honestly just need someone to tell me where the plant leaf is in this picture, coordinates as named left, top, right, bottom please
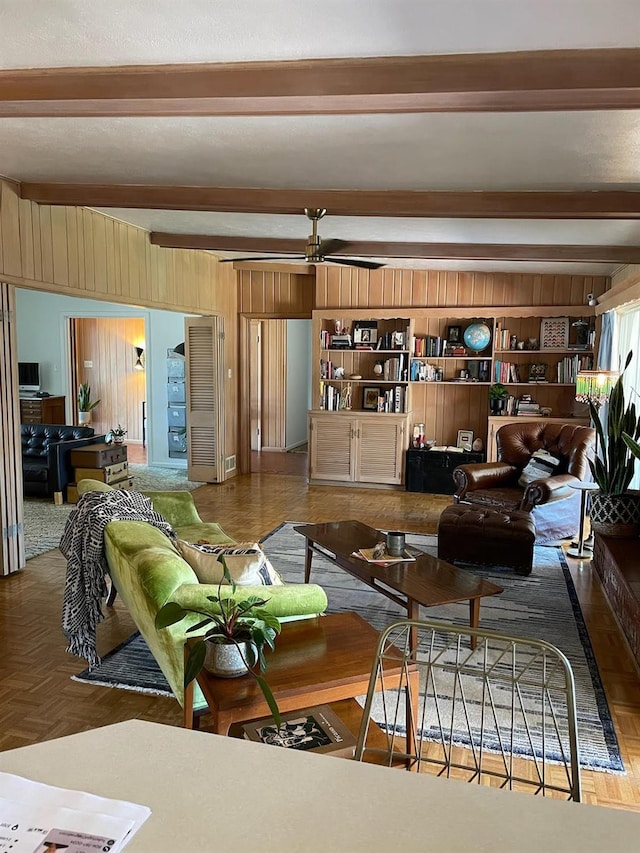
left=254, top=674, right=281, bottom=726
left=155, top=602, right=188, bottom=629
left=184, top=640, right=206, bottom=687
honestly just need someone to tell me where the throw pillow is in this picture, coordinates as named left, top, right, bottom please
left=176, top=540, right=284, bottom=586
left=517, top=450, right=561, bottom=488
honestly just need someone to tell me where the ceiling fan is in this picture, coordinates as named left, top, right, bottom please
left=219, top=208, right=384, bottom=270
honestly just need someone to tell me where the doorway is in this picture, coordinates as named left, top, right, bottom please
left=242, top=318, right=311, bottom=475
left=69, top=316, right=147, bottom=455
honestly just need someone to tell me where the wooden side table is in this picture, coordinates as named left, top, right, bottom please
left=183, top=612, right=416, bottom=737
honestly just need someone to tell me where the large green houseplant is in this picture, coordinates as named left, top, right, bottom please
left=589, top=351, right=640, bottom=537
left=155, top=558, right=282, bottom=722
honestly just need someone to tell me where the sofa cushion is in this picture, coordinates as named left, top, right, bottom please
left=176, top=540, right=284, bottom=586
left=517, top=450, right=561, bottom=488
left=22, top=460, right=49, bottom=482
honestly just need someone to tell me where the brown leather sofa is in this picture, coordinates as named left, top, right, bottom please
left=453, top=421, right=595, bottom=543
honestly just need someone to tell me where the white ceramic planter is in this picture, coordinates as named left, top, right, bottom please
left=204, top=640, right=253, bottom=678
left=77, top=411, right=92, bottom=425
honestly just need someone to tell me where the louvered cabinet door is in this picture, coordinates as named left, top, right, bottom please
left=185, top=316, right=226, bottom=483
left=308, top=413, right=356, bottom=482
left=355, top=415, right=407, bottom=485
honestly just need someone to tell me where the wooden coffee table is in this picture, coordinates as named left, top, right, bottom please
left=183, top=612, right=416, bottom=735
left=294, top=520, right=503, bottom=649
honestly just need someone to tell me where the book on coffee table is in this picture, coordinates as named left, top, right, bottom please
left=353, top=547, right=416, bottom=565
left=242, top=704, right=356, bottom=758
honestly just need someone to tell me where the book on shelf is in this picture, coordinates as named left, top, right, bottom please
left=353, top=546, right=416, bottom=565
left=242, top=704, right=357, bottom=758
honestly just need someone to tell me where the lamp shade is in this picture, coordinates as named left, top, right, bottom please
left=575, top=370, right=618, bottom=408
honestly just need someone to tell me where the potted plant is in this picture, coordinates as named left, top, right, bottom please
left=155, top=558, right=282, bottom=722
left=77, top=382, right=100, bottom=425
left=106, top=424, right=127, bottom=445
left=589, top=351, right=640, bottom=538
left=489, top=382, right=508, bottom=415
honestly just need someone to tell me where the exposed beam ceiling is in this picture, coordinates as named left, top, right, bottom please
left=20, top=185, right=640, bottom=219
left=2, top=49, right=640, bottom=117
left=149, top=232, right=640, bottom=263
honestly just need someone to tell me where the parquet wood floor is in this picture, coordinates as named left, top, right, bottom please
left=2, top=471, right=639, bottom=813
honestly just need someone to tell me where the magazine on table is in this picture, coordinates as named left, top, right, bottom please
left=352, top=546, right=416, bottom=565
left=242, top=704, right=356, bottom=758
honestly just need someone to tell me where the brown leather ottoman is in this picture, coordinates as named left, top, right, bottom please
left=437, top=504, right=536, bottom=576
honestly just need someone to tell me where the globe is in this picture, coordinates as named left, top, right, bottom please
left=463, top=322, right=491, bottom=352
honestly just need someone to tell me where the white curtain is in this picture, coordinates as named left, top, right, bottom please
left=616, top=305, right=640, bottom=489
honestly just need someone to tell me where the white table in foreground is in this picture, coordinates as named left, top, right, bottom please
left=1, top=720, right=639, bottom=852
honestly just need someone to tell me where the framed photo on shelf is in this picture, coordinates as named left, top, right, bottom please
left=353, top=321, right=378, bottom=346
left=456, top=429, right=474, bottom=450
left=363, top=386, right=381, bottom=410
left=540, top=316, right=569, bottom=350
left=447, top=325, right=462, bottom=344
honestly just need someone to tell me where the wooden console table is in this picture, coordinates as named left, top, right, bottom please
left=19, top=394, right=65, bottom=424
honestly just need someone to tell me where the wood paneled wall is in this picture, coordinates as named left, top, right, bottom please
left=315, top=266, right=609, bottom=310
left=72, top=317, right=146, bottom=441
left=0, top=180, right=233, bottom=317
left=260, top=320, right=287, bottom=451
left=238, top=268, right=314, bottom=316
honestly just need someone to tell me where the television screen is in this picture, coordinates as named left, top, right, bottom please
left=18, top=362, right=40, bottom=391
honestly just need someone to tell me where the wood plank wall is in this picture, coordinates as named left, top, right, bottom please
left=260, top=320, right=287, bottom=451
left=72, top=317, right=146, bottom=440
left=315, top=266, right=609, bottom=310
left=238, top=268, right=314, bottom=316
left=314, top=266, right=610, bottom=449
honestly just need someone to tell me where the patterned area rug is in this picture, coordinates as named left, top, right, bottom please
left=73, top=523, right=623, bottom=773
left=23, top=463, right=202, bottom=560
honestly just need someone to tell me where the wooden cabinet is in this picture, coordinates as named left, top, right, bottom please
left=308, top=411, right=406, bottom=486
left=19, top=395, right=65, bottom=425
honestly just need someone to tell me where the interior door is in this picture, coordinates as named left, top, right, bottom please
left=185, top=315, right=226, bottom=483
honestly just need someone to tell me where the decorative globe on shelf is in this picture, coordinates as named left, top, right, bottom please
left=463, top=322, right=491, bottom=352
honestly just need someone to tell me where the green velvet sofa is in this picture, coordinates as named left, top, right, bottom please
left=77, top=479, right=328, bottom=711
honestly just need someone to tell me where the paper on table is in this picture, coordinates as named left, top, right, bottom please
left=0, top=771, right=151, bottom=852
left=353, top=548, right=416, bottom=565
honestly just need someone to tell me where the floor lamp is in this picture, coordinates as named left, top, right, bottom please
left=573, top=369, right=619, bottom=551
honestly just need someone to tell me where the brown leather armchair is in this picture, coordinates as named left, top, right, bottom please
left=453, top=421, right=595, bottom=543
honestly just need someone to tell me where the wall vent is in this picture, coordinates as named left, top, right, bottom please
left=225, top=455, right=237, bottom=472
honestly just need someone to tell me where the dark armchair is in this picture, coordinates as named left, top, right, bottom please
left=453, top=421, right=595, bottom=543
left=21, top=424, right=105, bottom=504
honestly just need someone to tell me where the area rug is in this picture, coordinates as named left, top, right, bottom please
left=24, top=463, right=203, bottom=560
left=73, top=523, right=624, bottom=773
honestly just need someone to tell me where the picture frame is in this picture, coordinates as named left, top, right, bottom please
left=540, top=316, right=569, bottom=350
left=456, top=429, right=474, bottom=450
left=353, top=321, right=378, bottom=346
left=447, top=325, right=462, bottom=344
left=363, top=386, right=381, bottom=410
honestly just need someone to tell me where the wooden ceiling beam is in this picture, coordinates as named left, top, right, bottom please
left=2, top=49, right=640, bottom=117
left=150, top=232, right=640, bottom=263
left=22, top=183, right=640, bottom=219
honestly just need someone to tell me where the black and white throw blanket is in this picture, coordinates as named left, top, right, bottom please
left=59, top=490, right=176, bottom=669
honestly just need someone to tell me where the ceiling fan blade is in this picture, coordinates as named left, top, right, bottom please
left=319, top=238, right=350, bottom=256
left=218, top=255, right=305, bottom=263
left=330, top=257, right=385, bottom=270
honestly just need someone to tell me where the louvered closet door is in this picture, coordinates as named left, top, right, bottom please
left=0, top=282, right=25, bottom=574
left=309, top=414, right=355, bottom=482
left=356, top=416, right=406, bottom=485
left=185, top=316, right=226, bottom=483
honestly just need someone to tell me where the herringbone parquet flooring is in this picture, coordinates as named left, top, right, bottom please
left=1, top=471, right=639, bottom=812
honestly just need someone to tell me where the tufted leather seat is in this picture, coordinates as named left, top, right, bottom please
left=21, top=423, right=105, bottom=503
left=438, top=504, right=536, bottom=575
left=453, top=421, right=595, bottom=544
